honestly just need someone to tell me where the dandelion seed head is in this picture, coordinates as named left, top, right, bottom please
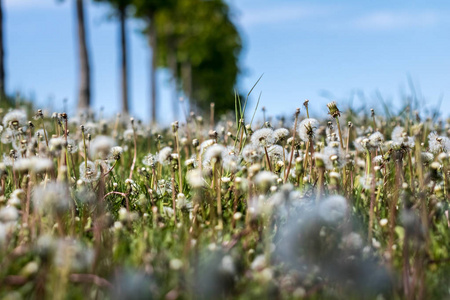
left=267, top=145, right=288, bottom=162
left=1, top=128, right=15, bottom=144
left=318, top=195, right=348, bottom=223
left=368, top=131, right=384, bottom=148
left=251, top=128, right=275, bottom=147
left=3, top=109, right=27, bottom=129
left=142, top=153, right=157, bottom=167
left=242, top=144, right=264, bottom=163
left=204, top=144, right=225, bottom=162
left=79, top=161, right=100, bottom=183
left=0, top=206, right=19, bottom=223
left=273, top=128, right=290, bottom=143
left=187, top=169, right=204, bottom=188
left=199, top=139, right=215, bottom=155
left=123, top=128, right=134, bottom=141
left=298, top=118, right=319, bottom=142
left=110, top=146, right=123, bottom=160
left=373, top=155, right=383, bottom=164
left=33, top=182, right=71, bottom=214
left=428, top=132, right=450, bottom=154
left=90, top=135, right=116, bottom=159
left=157, top=147, right=173, bottom=165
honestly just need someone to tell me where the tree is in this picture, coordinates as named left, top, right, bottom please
left=75, top=0, right=92, bottom=110
left=155, top=0, right=242, bottom=116
left=0, top=0, right=6, bottom=99
left=133, top=0, right=176, bottom=123
left=93, top=0, right=132, bottom=114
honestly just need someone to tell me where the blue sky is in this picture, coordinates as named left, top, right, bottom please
left=4, top=0, right=450, bottom=123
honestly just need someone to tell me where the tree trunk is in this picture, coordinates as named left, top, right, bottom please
left=0, top=0, right=6, bottom=100
left=76, top=0, right=91, bottom=110
left=168, top=40, right=179, bottom=120
left=119, top=5, right=129, bottom=114
left=182, top=61, right=193, bottom=110
left=148, top=20, right=157, bottom=124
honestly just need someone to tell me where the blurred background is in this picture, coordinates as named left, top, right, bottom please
left=3, top=0, right=450, bottom=123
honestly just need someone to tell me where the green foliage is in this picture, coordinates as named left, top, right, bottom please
left=154, top=0, right=242, bottom=115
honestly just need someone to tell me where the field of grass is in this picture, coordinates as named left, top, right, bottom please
left=0, top=99, right=449, bottom=299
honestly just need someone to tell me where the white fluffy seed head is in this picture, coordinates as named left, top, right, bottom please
left=157, top=147, right=173, bottom=165
left=89, top=135, right=116, bottom=159
left=251, top=128, right=275, bottom=147
left=298, top=118, right=319, bottom=142
left=3, top=109, right=27, bottom=128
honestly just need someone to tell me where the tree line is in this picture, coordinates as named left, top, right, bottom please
left=0, top=0, right=242, bottom=122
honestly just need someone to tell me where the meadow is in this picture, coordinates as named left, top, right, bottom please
left=0, top=98, right=449, bottom=300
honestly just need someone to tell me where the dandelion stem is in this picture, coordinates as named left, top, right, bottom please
left=41, top=118, right=49, bottom=147
left=175, top=131, right=183, bottom=192
left=81, top=126, right=88, bottom=170
left=215, top=161, right=223, bottom=230
left=129, top=119, right=137, bottom=180
left=264, top=146, right=273, bottom=172
left=171, top=173, right=177, bottom=225
left=285, top=108, right=300, bottom=182
left=335, top=117, right=344, bottom=150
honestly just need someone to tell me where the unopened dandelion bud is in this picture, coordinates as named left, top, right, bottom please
left=185, top=158, right=195, bottom=167
left=192, top=139, right=199, bottom=147
left=233, top=212, right=243, bottom=220
left=438, top=152, right=448, bottom=161
left=330, top=171, right=340, bottom=179
left=315, top=154, right=325, bottom=168
left=118, top=207, right=128, bottom=221
left=209, top=130, right=218, bottom=139
left=327, top=101, right=340, bottom=118
left=171, top=121, right=179, bottom=133
left=114, top=221, right=123, bottom=230
left=248, top=164, right=261, bottom=177
left=303, top=99, right=309, bottom=109
left=431, top=162, right=441, bottom=170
